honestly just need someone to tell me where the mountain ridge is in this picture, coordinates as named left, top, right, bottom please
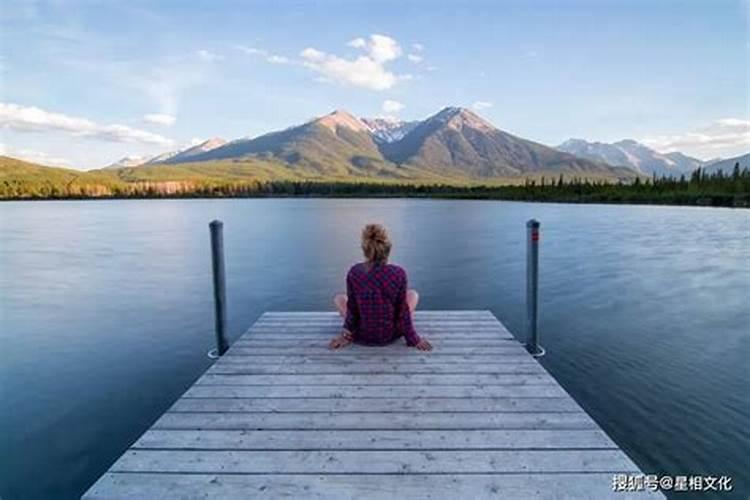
left=557, top=138, right=703, bottom=176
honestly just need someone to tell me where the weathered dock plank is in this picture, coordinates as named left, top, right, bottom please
left=168, top=397, right=582, bottom=413
left=206, top=362, right=546, bottom=374
left=83, top=473, right=659, bottom=500
left=183, top=384, right=570, bottom=398
left=150, top=411, right=600, bottom=431
left=133, top=428, right=618, bottom=450
left=84, top=311, right=662, bottom=499
left=108, top=449, right=638, bottom=474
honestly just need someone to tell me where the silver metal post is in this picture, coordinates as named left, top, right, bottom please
left=209, top=220, right=229, bottom=357
left=526, top=219, right=544, bottom=357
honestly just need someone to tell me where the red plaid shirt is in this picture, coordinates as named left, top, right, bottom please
left=343, top=262, right=421, bottom=346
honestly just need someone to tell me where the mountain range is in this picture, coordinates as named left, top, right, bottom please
left=556, top=138, right=703, bottom=176
left=104, top=107, right=636, bottom=181
left=12, top=106, right=743, bottom=188
left=106, top=138, right=227, bottom=168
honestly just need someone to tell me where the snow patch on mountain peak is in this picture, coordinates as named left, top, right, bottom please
left=361, top=117, right=418, bottom=143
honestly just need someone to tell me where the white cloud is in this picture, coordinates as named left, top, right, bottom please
left=367, top=34, right=402, bottom=63
left=197, top=49, right=223, bottom=62
left=143, top=113, right=176, bottom=126
left=407, top=54, right=423, bottom=63
left=641, top=118, right=750, bottom=159
left=382, top=100, right=405, bottom=114
left=267, top=55, right=290, bottom=64
left=347, top=38, right=366, bottom=49
left=716, top=118, right=749, bottom=127
left=234, top=45, right=266, bottom=56
left=235, top=36, right=407, bottom=90
left=0, top=143, right=72, bottom=167
left=300, top=34, right=406, bottom=91
left=0, top=103, right=174, bottom=147
left=472, top=101, right=494, bottom=110
left=235, top=45, right=291, bottom=65
left=412, top=43, right=424, bottom=51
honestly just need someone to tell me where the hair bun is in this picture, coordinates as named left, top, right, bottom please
left=363, top=224, right=386, bottom=242
left=361, top=224, right=392, bottom=264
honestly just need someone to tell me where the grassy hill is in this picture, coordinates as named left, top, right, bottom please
left=0, top=155, right=458, bottom=198
left=1, top=156, right=83, bottom=197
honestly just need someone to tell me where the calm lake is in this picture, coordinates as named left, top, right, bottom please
left=0, top=199, right=748, bottom=499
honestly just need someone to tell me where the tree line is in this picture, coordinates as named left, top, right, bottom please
left=2, top=163, right=748, bottom=207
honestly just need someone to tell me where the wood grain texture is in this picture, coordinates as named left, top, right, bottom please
left=85, top=473, right=663, bottom=500
left=84, top=311, right=662, bottom=499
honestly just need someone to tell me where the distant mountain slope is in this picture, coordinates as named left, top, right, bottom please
left=382, top=107, right=630, bottom=178
left=104, top=138, right=227, bottom=168
left=105, top=155, right=152, bottom=169
left=159, top=138, right=227, bottom=164
left=663, top=151, right=703, bottom=173
left=187, top=111, right=404, bottom=177
left=557, top=138, right=702, bottom=176
left=703, top=152, right=750, bottom=174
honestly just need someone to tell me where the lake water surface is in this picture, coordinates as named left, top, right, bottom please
left=1, top=199, right=748, bottom=499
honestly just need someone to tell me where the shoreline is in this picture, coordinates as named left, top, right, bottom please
left=1, top=193, right=747, bottom=208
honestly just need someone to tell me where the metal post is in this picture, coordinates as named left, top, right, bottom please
left=526, top=219, right=544, bottom=357
left=209, top=220, right=229, bottom=358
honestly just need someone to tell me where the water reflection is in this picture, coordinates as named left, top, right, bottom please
left=0, top=199, right=748, bottom=499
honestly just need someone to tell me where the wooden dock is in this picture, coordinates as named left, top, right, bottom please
left=85, top=311, right=662, bottom=499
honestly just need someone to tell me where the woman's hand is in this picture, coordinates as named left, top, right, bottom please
left=329, top=330, right=353, bottom=350
left=414, top=338, right=433, bottom=351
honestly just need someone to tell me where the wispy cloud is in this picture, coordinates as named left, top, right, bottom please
left=641, top=118, right=750, bottom=159
left=0, top=103, right=174, bottom=146
left=300, top=34, right=406, bottom=91
left=234, top=45, right=291, bottom=64
left=143, top=113, right=176, bottom=126
left=235, top=35, right=414, bottom=89
left=472, top=101, right=494, bottom=111
left=196, top=49, right=224, bottom=62
left=57, top=50, right=212, bottom=119
left=382, top=99, right=404, bottom=114
left=267, top=55, right=290, bottom=64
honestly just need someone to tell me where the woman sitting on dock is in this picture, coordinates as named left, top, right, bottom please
left=329, top=224, right=433, bottom=351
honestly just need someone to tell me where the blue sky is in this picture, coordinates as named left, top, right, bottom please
left=1, top=0, right=747, bottom=169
